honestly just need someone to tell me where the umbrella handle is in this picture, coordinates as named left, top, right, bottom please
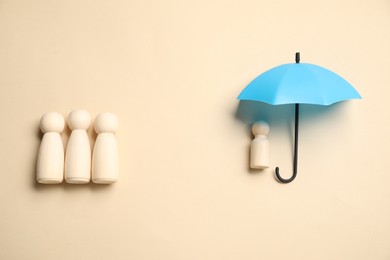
left=275, top=104, right=299, bottom=183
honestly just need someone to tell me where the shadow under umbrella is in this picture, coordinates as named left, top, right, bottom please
left=235, top=100, right=348, bottom=177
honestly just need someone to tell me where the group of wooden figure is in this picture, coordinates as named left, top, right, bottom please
left=36, top=109, right=119, bottom=184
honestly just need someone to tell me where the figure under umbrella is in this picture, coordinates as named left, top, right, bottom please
left=238, top=53, right=361, bottom=183
left=250, top=121, right=270, bottom=170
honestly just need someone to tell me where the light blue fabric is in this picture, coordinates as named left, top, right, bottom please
left=238, top=63, right=361, bottom=105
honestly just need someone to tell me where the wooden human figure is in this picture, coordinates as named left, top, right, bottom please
left=92, top=113, right=119, bottom=184
left=65, top=109, right=91, bottom=184
left=36, top=112, right=65, bottom=184
left=250, top=121, right=270, bottom=169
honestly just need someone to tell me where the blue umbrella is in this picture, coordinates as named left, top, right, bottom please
left=238, top=53, right=361, bottom=183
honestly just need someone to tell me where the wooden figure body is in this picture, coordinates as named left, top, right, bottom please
left=36, top=112, right=65, bottom=184
left=92, top=113, right=119, bottom=184
left=65, top=109, right=91, bottom=184
left=250, top=121, right=270, bottom=169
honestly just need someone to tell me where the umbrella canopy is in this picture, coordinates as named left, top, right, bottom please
left=237, top=53, right=361, bottom=183
left=238, top=62, right=361, bottom=105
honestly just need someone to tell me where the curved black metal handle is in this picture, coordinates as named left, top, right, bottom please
left=275, top=104, right=299, bottom=183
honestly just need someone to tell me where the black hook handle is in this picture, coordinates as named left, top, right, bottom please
left=275, top=104, right=299, bottom=183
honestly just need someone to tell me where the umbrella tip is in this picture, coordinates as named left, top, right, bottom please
left=295, top=52, right=300, bottom=63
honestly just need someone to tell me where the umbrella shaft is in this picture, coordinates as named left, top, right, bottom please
left=293, top=104, right=299, bottom=174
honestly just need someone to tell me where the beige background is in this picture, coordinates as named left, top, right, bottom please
left=1, top=0, right=390, bottom=259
